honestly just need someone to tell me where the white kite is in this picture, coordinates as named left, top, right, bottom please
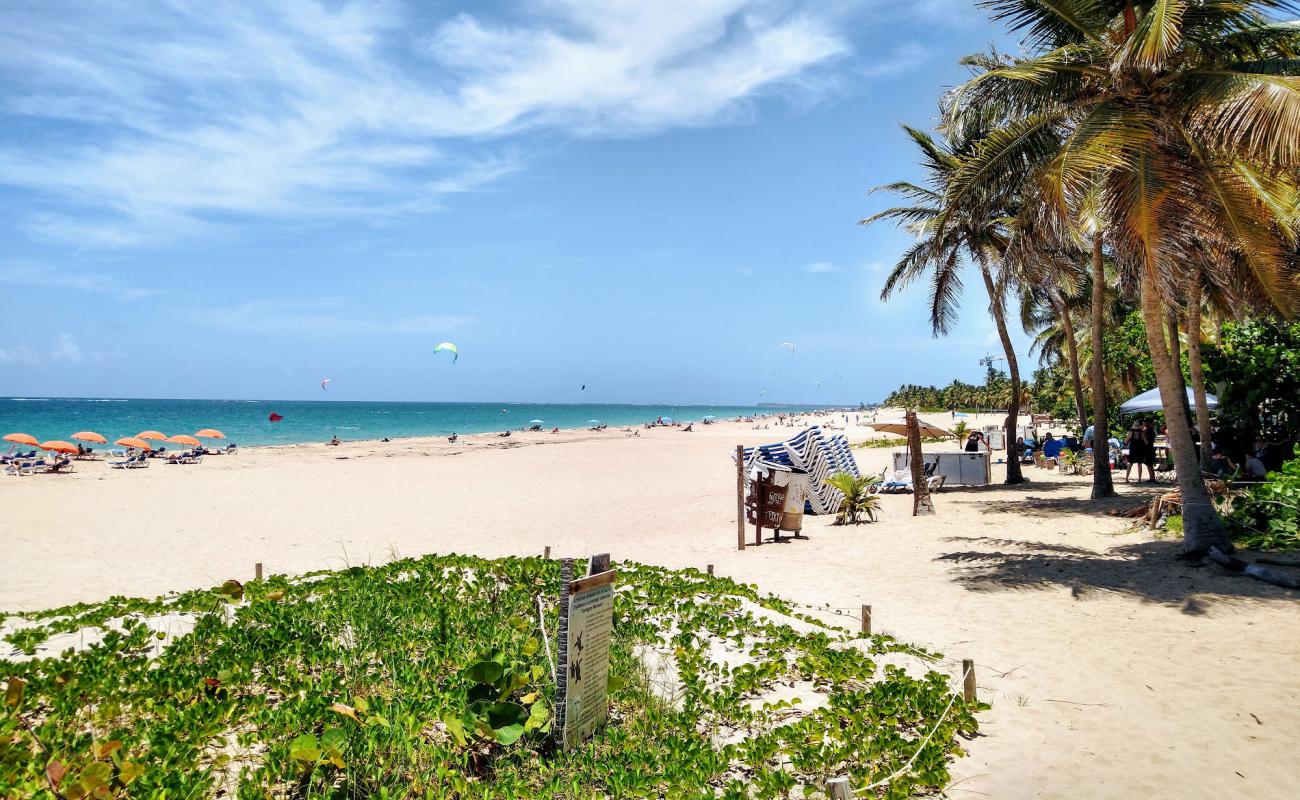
left=434, top=342, right=459, bottom=364
left=779, top=341, right=795, bottom=353
left=321, top=378, right=331, bottom=391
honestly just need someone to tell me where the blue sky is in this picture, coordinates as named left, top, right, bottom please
left=0, top=0, right=1028, bottom=404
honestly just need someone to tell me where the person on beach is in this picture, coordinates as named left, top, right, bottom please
left=964, top=432, right=982, bottom=452
left=1207, top=444, right=1237, bottom=478
left=448, top=433, right=458, bottom=443
left=1042, top=432, right=1065, bottom=462
left=1139, top=420, right=1157, bottom=481
left=328, top=435, right=340, bottom=446
left=1124, top=422, right=1154, bottom=482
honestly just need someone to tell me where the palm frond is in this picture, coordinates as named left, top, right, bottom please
left=978, top=0, right=1107, bottom=48
left=879, top=238, right=940, bottom=300
left=1118, top=0, right=1186, bottom=71
left=1179, top=69, right=1300, bottom=164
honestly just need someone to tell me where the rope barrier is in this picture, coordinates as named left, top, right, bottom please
left=535, top=594, right=557, bottom=684
left=848, top=661, right=973, bottom=795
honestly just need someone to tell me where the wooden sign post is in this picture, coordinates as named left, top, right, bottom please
left=744, top=469, right=788, bottom=546
left=735, top=445, right=746, bottom=551
left=555, top=555, right=616, bottom=750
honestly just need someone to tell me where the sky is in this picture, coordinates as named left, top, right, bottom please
left=0, top=0, right=1030, bottom=405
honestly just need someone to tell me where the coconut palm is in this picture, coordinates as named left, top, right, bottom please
left=863, top=124, right=1028, bottom=484
left=943, top=0, right=1300, bottom=553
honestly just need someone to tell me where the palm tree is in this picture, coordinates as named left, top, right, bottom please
left=1015, top=234, right=1090, bottom=433
left=864, top=124, right=1028, bottom=484
left=942, top=0, right=1300, bottom=554
left=824, top=473, right=882, bottom=524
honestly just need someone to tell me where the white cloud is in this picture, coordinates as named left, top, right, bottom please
left=0, top=345, right=39, bottom=365
left=803, top=261, right=839, bottom=273
left=0, top=0, right=849, bottom=246
left=0, top=261, right=156, bottom=300
left=0, top=335, right=121, bottom=365
left=195, top=298, right=478, bottom=336
left=49, top=333, right=83, bottom=364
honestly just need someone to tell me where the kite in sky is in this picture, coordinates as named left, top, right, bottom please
left=321, top=378, right=331, bottom=391
left=779, top=341, right=795, bottom=353
left=434, top=342, right=459, bottom=364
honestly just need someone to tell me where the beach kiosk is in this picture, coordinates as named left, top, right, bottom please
left=892, top=450, right=992, bottom=486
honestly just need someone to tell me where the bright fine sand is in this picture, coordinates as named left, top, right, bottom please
left=4, top=412, right=1298, bottom=799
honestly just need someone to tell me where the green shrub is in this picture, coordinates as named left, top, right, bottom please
left=824, top=473, right=881, bottom=524
left=1225, top=445, right=1300, bottom=550
left=0, top=554, right=980, bottom=798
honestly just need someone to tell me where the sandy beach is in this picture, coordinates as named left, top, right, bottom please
left=3, top=413, right=1297, bottom=799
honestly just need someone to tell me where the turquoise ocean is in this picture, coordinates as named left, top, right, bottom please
left=0, top=398, right=829, bottom=448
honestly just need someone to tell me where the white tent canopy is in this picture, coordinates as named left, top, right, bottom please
left=1119, top=387, right=1218, bottom=415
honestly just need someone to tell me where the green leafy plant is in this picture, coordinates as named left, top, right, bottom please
left=951, top=420, right=970, bottom=443
left=1225, top=445, right=1300, bottom=551
left=0, top=554, right=981, bottom=798
left=454, top=647, right=550, bottom=746
left=824, top=473, right=881, bottom=524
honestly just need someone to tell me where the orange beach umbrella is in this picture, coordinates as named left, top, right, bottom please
left=40, top=440, right=79, bottom=455
left=194, top=428, right=225, bottom=439
left=115, top=437, right=153, bottom=451
left=136, top=430, right=168, bottom=441
left=71, top=431, right=107, bottom=444
left=167, top=434, right=201, bottom=447
left=4, top=433, right=40, bottom=447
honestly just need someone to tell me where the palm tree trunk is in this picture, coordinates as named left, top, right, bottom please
left=1089, top=232, right=1115, bottom=499
left=1139, top=269, right=1230, bottom=555
left=978, top=260, right=1025, bottom=484
left=1054, top=294, right=1088, bottom=433
left=1185, top=278, right=1214, bottom=472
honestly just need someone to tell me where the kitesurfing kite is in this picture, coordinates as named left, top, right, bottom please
left=580, top=384, right=586, bottom=391
left=779, top=341, right=795, bottom=353
left=268, top=412, right=284, bottom=422
left=321, top=378, right=331, bottom=391
left=434, top=342, right=459, bottom=364
left=814, top=379, right=821, bottom=389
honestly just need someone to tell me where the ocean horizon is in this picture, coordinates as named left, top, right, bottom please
left=1, top=397, right=839, bottom=448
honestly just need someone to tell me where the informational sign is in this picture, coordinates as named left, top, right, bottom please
left=744, top=471, right=787, bottom=528
left=560, top=568, right=615, bottom=749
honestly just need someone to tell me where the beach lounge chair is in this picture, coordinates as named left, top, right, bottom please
left=112, top=454, right=149, bottom=469
left=741, top=426, right=862, bottom=515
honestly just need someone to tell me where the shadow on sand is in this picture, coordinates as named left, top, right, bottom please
left=936, top=535, right=1299, bottom=613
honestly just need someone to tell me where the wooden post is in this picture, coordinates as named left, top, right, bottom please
left=554, top=558, right=575, bottom=744
left=735, top=445, right=746, bottom=551
left=962, top=659, right=977, bottom=702
left=544, top=546, right=551, bottom=559
left=826, top=776, right=853, bottom=799
left=706, top=564, right=714, bottom=576
left=255, top=562, right=263, bottom=581
left=860, top=604, right=872, bottom=635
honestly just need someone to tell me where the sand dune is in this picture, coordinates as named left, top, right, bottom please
left=3, top=414, right=1296, bottom=798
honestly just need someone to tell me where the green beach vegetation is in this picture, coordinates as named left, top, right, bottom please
left=1, top=554, right=980, bottom=798
left=868, top=0, right=1300, bottom=554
